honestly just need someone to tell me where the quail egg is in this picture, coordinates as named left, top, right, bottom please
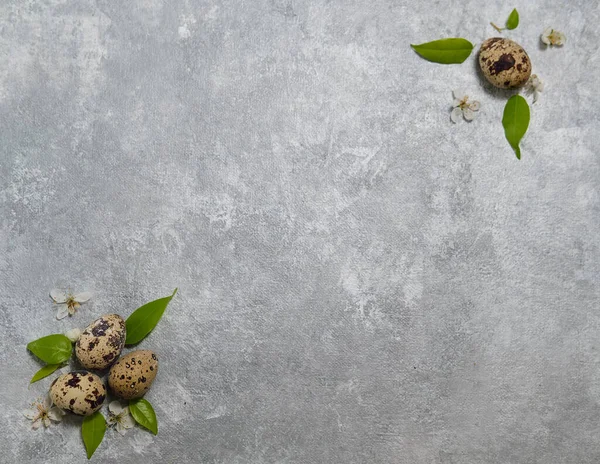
left=479, top=37, right=532, bottom=89
left=76, top=314, right=126, bottom=370
left=49, top=371, right=106, bottom=416
left=108, top=350, right=158, bottom=399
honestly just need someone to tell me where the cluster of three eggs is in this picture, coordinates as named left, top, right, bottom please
left=50, top=315, right=158, bottom=416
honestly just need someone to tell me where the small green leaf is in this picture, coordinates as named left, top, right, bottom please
left=126, top=288, right=177, bottom=345
left=410, top=38, right=474, bottom=64
left=502, top=95, right=530, bottom=160
left=30, top=364, right=61, bottom=384
left=506, top=8, right=519, bottom=30
left=27, top=334, right=72, bottom=364
left=129, top=398, right=158, bottom=435
left=82, top=411, right=106, bottom=459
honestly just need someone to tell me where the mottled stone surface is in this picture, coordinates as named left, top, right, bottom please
left=1, top=1, right=599, bottom=463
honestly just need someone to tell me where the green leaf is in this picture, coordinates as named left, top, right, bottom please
left=27, top=334, right=72, bottom=364
left=410, top=38, right=474, bottom=64
left=30, top=364, right=61, bottom=384
left=126, top=288, right=177, bottom=345
left=506, top=8, right=519, bottom=30
left=129, top=398, right=158, bottom=435
left=502, top=95, right=530, bottom=160
left=82, top=411, right=106, bottom=460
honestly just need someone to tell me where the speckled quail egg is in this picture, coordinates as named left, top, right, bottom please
left=50, top=371, right=106, bottom=416
left=478, top=37, right=532, bottom=89
left=108, top=350, right=158, bottom=399
left=76, top=314, right=126, bottom=370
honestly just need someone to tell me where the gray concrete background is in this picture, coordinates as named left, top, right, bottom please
left=1, top=0, right=599, bottom=462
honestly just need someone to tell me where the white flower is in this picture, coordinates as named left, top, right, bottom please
left=50, top=290, right=92, bottom=320
left=541, top=28, right=566, bottom=46
left=527, top=74, right=544, bottom=103
left=23, top=395, right=65, bottom=430
left=64, top=328, right=83, bottom=342
left=107, top=401, right=136, bottom=435
left=450, top=90, right=481, bottom=123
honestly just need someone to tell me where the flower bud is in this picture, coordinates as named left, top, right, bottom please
left=65, top=328, right=82, bottom=343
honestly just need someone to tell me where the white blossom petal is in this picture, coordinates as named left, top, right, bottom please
left=23, top=409, right=37, bottom=420
left=74, top=292, right=92, bottom=303
left=120, top=412, right=136, bottom=429
left=452, top=89, right=466, bottom=100
left=50, top=289, right=67, bottom=304
left=31, top=419, right=41, bottom=430
left=67, top=303, right=78, bottom=315
left=109, top=401, right=124, bottom=415
left=469, top=101, right=481, bottom=111
left=42, top=417, right=51, bottom=428
left=116, top=422, right=128, bottom=435
left=452, top=98, right=462, bottom=108
left=56, top=305, right=69, bottom=320
left=48, top=407, right=65, bottom=421
left=43, top=395, right=52, bottom=410
left=450, top=107, right=462, bottom=123
left=541, top=28, right=552, bottom=45
left=463, top=108, right=476, bottom=121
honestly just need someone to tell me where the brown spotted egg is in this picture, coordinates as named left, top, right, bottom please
left=479, top=37, right=532, bottom=89
left=108, top=350, right=158, bottom=399
left=76, top=314, right=126, bottom=370
left=50, top=371, right=106, bottom=416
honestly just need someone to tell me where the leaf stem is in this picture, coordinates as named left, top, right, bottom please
left=490, top=22, right=504, bottom=33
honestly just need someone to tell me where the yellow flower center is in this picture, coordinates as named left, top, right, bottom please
left=548, top=30, right=561, bottom=44
left=36, top=403, right=49, bottom=421
left=66, top=295, right=80, bottom=313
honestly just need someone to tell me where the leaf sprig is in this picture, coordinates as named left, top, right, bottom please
left=410, top=38, right=474, bottom=64
left=125, top=288, right=178, bottom=345
left=82, top=412, right=106, bottom=459
left=30, top=364, right=62, bottom=383
left=27, top=334, right=74, bottom=383
left=129, top=398, right=158, bottom=435
left=491, top=8, right=519, bottom=32
left=502, top=95, right=530, bottom=159
left=27, top=334, right=72, bottom=364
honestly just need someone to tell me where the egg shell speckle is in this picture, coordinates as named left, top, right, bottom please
left=479, top=37, right=532, bottom=89
left=108, top=350, right=158, bottom=399
left=50, top=371, right=106, bottom=416
left=76, top=314, right=126, bottom=370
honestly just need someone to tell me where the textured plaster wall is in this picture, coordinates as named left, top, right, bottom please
left=1, top=0, right=599, bottom=463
